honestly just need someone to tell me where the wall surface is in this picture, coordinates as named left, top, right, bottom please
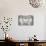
left=0, top=0, right=46, bottom=40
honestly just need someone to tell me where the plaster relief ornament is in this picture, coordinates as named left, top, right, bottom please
left=29, top=0, right=44, bottom=8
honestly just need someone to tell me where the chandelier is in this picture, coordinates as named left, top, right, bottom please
left=29, top=0, right=45, bottom=8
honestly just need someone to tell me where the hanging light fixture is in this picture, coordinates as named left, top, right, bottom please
left=29, top=0, right=45, bottom=8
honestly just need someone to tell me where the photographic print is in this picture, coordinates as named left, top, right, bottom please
left=18, top=15, right=34, bottom=26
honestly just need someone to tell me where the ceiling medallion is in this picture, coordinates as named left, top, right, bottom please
left=29, top=0, right=43, bottom=8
